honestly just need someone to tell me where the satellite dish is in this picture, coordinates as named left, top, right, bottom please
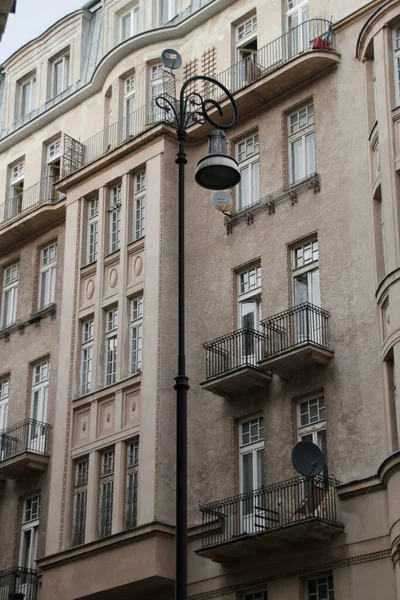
left=291, top=441, right=325, bottom=478
left=212, top=191, right=233, bottom=213
left=161, top=49, right=182, bottom=70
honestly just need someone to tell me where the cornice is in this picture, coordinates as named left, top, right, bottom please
left=337, top=450, right=400, bottom=498
left=356, top=0, right=400, bottom=60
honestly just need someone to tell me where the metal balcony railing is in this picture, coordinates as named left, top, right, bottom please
left=202, top=327, right=267, bottom=380
left=206, top=19, right=334, bottom=102
left=0, top=567, right=40, bottom=600
left=0, top=419, right=51, bottom=462
left=0, top=175, right=61, bottom=228
left=199, top=475, right=339, bottom=548
left=261, top=303, right=330, bottom=358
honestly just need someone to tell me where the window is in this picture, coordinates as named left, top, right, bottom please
left=18, top=73, right=36, bottom=119
left=44, top=138, right=61, bottom=201
left=105, top=308, right=118, bottom=385
left=121, top=5, right=139, bottom=41
left=394, top=28, right=400, bottom=105
left=2, top=262, right=19, bottom=328
left=130, top=296, right=143, bottom=374
left=236, top=134, right=259, bottom=210
left=125, top=440, right=139, bottom=529
left=72, top=459, right=88, bottom=546
left=99, top=449, right=114, bottom=538
left=155, top=0, right=178, bottom=26
left=237, top=265, right=261, bottom=364
left=286, top=0, right=309, bottom=56
left=87, top=198, right=99, bottom=264
left=81, top=319, right=94, bottom=394
left=0, top=377, right=10, bottom=432
left=305, top=573, right=334, bottom=600
left=243, top=592, right=267, bottom=600
left=30, top=360, right=50, bottom=452
left=288, top=103, right=315, bottom=184
left=239, top=416, right=264, bottom=533
left=38, top=242, right=57, bottom=309
left=235, top=15, right=258, bottom=88
left=292, top=239, right=319, bottom=306
left=124, top=76, right=136, bottom=137
left=19, top=495, right=41, bottom=570
left=297, top=395, right=327, bottom=476
left=133, top=172, right=145, bottom=241
left=109, top=184, right=121, bottom=253
left=50, top=53, right=69, bottom=98
left=149, top=63, right=164, bottom=123
left=7, top=160, right=24, bottom=219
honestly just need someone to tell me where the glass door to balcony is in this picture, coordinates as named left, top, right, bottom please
left=286, top=0, right=309, bottom=59
left=293, top=267, right=320, bottom=344
left=29, top=361, right=49, bottom=454
left=239, top=298, right=260, bottom=366
left=239, top=417, right=265, bottom=535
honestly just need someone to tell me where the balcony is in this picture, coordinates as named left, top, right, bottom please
left=0, top=176, right=65, bottom=251
left=0, top=419, right=51, bottom=479
left=200, top=328, right=271, bottom=397
left=0, top=567, right=40, bottom=600
left=259, top=303, right=333, bottom=378
left=197, top=475, right=343, bottom=564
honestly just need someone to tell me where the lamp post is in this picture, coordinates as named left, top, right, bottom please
left=156, top=70, right=240, bottom=600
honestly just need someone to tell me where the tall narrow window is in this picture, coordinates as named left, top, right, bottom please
left=2, top=262, right=19, bottom=328
left=0, top=377, right=10, bottom=432
left=297, top=395, right=327, bottom=477
left=87, top=198, right=99, bottom=264
left=288, top=103, right=315, bottom=184
left=19, top=495, right=41, bottom=570
left=44, top=139, right=61, bottom=201
left=124, top=76, right=136, bottom=137
left=292, top=239, right=319, bottom=306
left=236, top=134, right=259, bottom=210
left=130, top=296, right=143, bottom=374
left=305, top=573, right=334, bottom=600
left=81, top=319, right=94, bottom=394
left=38, top=242, right=57, bottom=309
left=51, top=53, right=69, bottom=98
left=125, top=440, right=139, bottom=529
left=30, top=360, right=50, bottom=453
left=133, top=172, right=145, bottom=241
left=235, top=15, right=258, bottom=89
left=286, top=0, right=309, bottom=57
left=149, top=64, right=164, bottom=123
left=121, top=5, right=139, bottom=41
left=105, top=308, right=118, bottom=385
left=99, top=449, right=114, bottom=538
left=18, top=73, right=36, bottom=119
left=7, top=161, right=24, bottom=219
left=394, top=28, right=400, bottom=105
left=72, top=458, right=88, bottom=546
left=239, top=416, right=264, bottom=534
left=155, top=0, right=178, bottom=26
left=237, top=265, right=261, bottom=365
left=109, top=185, right=121, bottom=253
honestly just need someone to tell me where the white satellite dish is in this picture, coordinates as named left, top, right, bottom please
left=212, top=191, right=233, bottom=213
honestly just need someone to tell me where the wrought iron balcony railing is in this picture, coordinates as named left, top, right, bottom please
left=0, top=175, right=62, bottom=228
left=0, top=419, right=51, bottom=462
left=199, top=475, right=339, bottom=549
left=261, top=302, right=330, bottom=358
left=202, top=327, right=267, bottom=380
left=206, top=19, right=334, bottom=102
left=0, top=567, right=40, bottom=600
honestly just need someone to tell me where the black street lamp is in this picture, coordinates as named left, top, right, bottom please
left=156, top=69, right=240, bottom=600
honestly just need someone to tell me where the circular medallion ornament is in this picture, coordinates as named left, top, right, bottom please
left=86, top=279, right=95, bottom=300
left=134, top=256, right=143, bottom=276
left=110, top=268, right=118, bottom=288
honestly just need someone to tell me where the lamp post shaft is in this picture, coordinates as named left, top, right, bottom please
left=175, top=128, right=189, bottom=600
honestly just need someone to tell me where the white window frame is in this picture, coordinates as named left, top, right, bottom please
left=133, top=171, right=145, bottom=241
left=236, top=134, right=259, bottom=210
left=297, top=395, right=327, bottom=477
left=125, top=440, right=139, bottom=529
left=19, top=495, right=41, bottom=570
left=236, top=15, right=257, bottom=47
left=87, top=198, right=99, bottom=264
left=394, top=28, right=400, bottom=106
left=38, top=242, right=57, bottom=309
left=99, top=449, right=114, bottom=538
left=45, top=138, right=62, bottom=180
left=149, top=64, right=164, bottom=122
left=19, top=73, right=36, bottom=118
left=109, top=185, right=122, bottom=253
left=305, top=573, right=334, bottom=600
left=1, top=262, right=19, bottom=328
left=239, top=416, right=265, bottom=534
left=81, top=319, right=94, bottom=395
left=51, top=53, right=69, bottom=98
left=72, top=458, right=88, bottom=546
left=124, top=76, right=136, bottom=136
left=105, top=308, right=118, bottom=385
left=292, top=238, right=319, bottom=306
left=130, top=296, right=143, bottom=374
left=288, top=103, right=315, bottom=184
left=155, top=0, right=178, bottom=26
left=0, top=377, right=10, bottom=432
left=8, top=161, right=24, bottom=219
left=121, top=5, right=139, bottom=41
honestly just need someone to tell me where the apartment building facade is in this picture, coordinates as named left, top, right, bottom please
left=0, top=0, right=400, bottom=599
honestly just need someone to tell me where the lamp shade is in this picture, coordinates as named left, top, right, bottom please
left=195, top=130, right=241, bottom=191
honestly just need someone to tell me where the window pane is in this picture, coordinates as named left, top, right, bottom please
left=239, top=165, right=250, bottom=209
left=242, top=452, right=253, bottom=494
left=122, top=13, right=131, bottom=40
left=291, top=138, right=303, bottom=183
left=305, top=132, right=315, bottom=176
left=252, top=160, right=260, bottom=204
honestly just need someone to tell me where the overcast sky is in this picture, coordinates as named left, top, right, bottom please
left=0, top=0, right=85, bottom=63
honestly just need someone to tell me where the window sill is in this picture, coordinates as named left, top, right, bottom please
left=81, top=260, right=97, bottom=270
left=0, top=303, right=56, bottom=340
left=73, top=371, right=142, bottom=403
